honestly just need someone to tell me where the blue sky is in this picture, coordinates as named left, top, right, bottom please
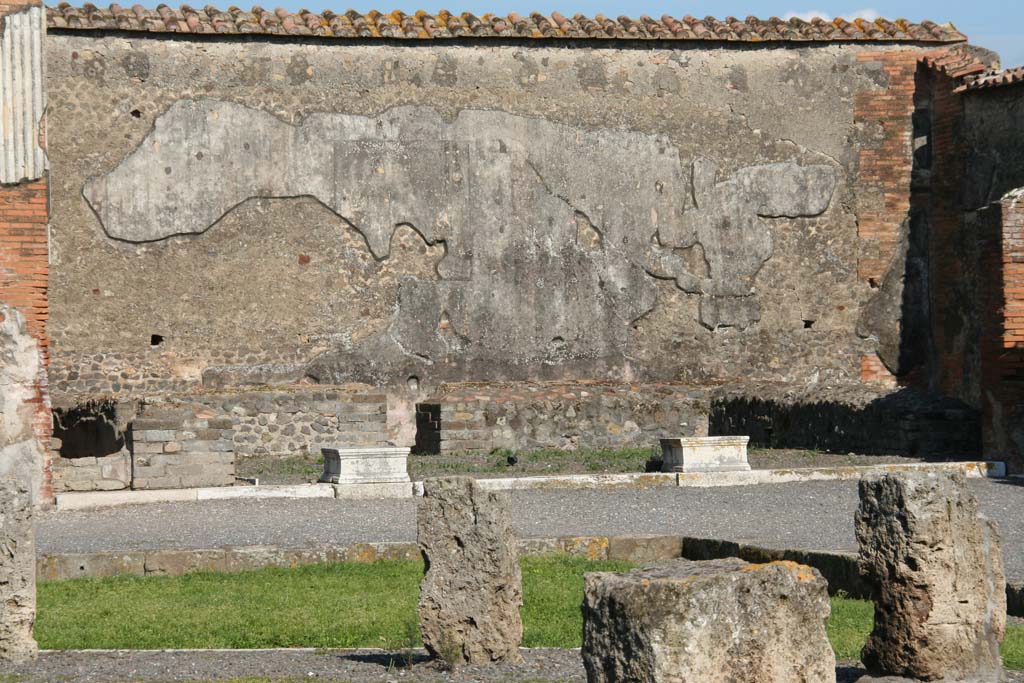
left=268, top=0, right=1024, bottom=68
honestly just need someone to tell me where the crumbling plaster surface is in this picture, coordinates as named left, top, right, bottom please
left=45, top=37, right=909, bottom=397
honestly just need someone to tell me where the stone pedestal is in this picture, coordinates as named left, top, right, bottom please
left=319, top=447, right=410, bottom=484
left=582, top=558, right=835, bottom=683
left=0, top=479, right=37, bottom=663
left=660, top=436, right=750, bottom=473
left=418, top=477, right=522, bottom=665
left=856, top=472, right=1005, bottom=683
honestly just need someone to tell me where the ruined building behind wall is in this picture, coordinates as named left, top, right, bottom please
left=3, top=4, right=1024, bottom=500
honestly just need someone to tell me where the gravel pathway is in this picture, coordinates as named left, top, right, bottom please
left=36, top=479, right=1024, bottom=581
left=3, top=649, right=974, bottom=683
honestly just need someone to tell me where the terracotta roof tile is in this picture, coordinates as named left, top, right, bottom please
left=957, top=66, right=1024, bottom=93
left=45, top=4, right=968, bottom=42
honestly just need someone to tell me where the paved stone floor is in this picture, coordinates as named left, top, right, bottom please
left=37, top=479, right=1024, bottom=581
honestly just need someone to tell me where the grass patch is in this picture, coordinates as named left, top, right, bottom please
left=521, top=555, right=633, bottom=647
left=827, top=591, right=875, bottom=661
left=36, top=558, right=1023, bottom=670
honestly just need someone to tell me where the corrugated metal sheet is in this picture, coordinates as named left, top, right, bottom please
left=0, top=5, right=46, bottom=183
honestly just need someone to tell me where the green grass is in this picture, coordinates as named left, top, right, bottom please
left=826, top=591, right=875, bottom=661
left=35, top=557, right=1023, bottom=670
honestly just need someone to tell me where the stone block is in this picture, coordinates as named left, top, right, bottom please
left=144, top=549, right=226, bottom=576
left=607, top=535, right=683, bottom=563
left=856, top=472, right=1005, bottom=682
left=37, top=552, right=145, bottom=581
left=660, top=436, right=750, bottom=473
left=319, top=447, right=410, bottom=484
left=0, top=480, right=37, bottom=663
left=418, top=477, right=522, bottom=664
left=135, top=429, right=177, bottom=442
left=332, top=482, right=413, bottom=499
left=582, top=558, right=835, bottom=683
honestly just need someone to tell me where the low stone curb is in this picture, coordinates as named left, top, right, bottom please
left=55, top=460, right=1005, bottom=510
left=36, top=533, right=1023, bottom=617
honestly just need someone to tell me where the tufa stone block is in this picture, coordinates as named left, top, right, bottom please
left=582, top=558, right=835, bottom=683
left=418, top=477, right=522, bottom=665
left=856, top=472, right=1006, bottom=683
left=0, top=480, right=37, bottom=663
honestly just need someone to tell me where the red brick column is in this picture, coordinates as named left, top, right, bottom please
left=1, top=0, right=52, bottom=501
left=854, top=50, right=920, bottom=385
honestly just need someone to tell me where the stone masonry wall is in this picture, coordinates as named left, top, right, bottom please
left=710, top=384, right=981, bottom=457
left=976, top=190, right=1024, bottom=469
left=129, top=408, right=235, bottom=489
left=48, top=389, right=389, bottom=491
left=416, top=383, right=709, bottom=454
left=959, top=81, right=1024, bottom=470
left=183, top=390, right=388, bottom=457
left=51, top=451, right=130, bottom=492
left=43, top=36, right=959, bottom=405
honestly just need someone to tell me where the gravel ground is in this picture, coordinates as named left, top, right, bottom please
left=2, top=649, right=965, bottom=683
left=36, top=479, right=1024, bottom=581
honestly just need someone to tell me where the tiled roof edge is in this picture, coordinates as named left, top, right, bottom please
left=956, top=65, right=1024, bottom=93
left=44, top=4, right=968, bottom=43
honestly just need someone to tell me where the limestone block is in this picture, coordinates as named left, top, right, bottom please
left=660, top=436, right=750, bottom=473
left=0, top=480, right=37, bottom=663
left=582, top=558, right=835, bottom=683
left=319, top=447, right=410, bottom=484
left=856, top=472, right=1005, bottom=683
left=417, top=477, right=522, bottom=665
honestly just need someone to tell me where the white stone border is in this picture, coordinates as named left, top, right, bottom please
left=55, top=460, right=1006, bottom=511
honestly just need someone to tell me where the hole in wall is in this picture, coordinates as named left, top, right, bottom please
left=413, top=403, right=441, bottom=455
left=407, top=375, right=420, bottom=392
left=130, top=109, right=142, bottom=118
left=868, top=278, right=880, bottom=289
left=803, top=320, right=815, bottom=329
left=150, top=334, right=165, bottom=347
left=52, top=400, right=124, bottom=459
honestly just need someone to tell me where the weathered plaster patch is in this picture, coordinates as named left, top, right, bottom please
left=83, top=99, right=837, bottom=373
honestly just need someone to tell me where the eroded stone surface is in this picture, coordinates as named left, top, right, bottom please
left=0, top=479, right=37, bottom=663
left=582, top=557, right=836, bottom=683
left=856, top=472, right=1005, bottom=682
left=0, top=305, right=45, bottom=501
left=84, top=99, right=836, bottom=380
left=417, top=476, right=522, bottom=665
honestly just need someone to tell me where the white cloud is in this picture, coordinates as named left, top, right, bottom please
left=783, top=9, right=832, bottom=21
left=782, top=8, right=881, bottom=22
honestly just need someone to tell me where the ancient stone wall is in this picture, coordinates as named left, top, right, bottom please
left=43, top=36, right=936, bottom=406
left=710, top=383, right=981, bottom=457
left=961, top=83, right=1024, bottom=468
left=49, top=389, right=388, bottom=491
left=416, top=383, right=707, bottom=454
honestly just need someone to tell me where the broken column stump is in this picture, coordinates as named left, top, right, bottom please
left=0, top=479, right=37, bottom=663
left=856, top=472, right=1005, bottom=683
left=417, top=476, right=523, bottom=665
left=582, top=558, right=836, bottom=683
